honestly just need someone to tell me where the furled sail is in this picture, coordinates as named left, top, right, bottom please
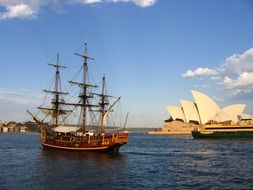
left=39, top=107, right=69, bottom=117
left=102, top=111, right=110, bottom=126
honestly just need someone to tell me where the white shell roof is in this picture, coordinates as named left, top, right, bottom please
left=191, top=90, right=220, bottom=124
left=180, top=100, right=201, bottom=124
left=166, top=90, right=248, bottom=125
left=167, top=106, right=185, bottom=122
left=217, top=104, right=246, bottom=122
left=239, top=113, right=253, bottom=120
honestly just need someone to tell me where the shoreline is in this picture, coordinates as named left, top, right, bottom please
left=148, top=131, right=192, bottom=135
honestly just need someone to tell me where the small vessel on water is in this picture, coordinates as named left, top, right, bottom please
left=192, top=125, right=253, bottom=138
left=192, top=121, right=253, bottom=139
left=28, top=42, right=128, bottom=152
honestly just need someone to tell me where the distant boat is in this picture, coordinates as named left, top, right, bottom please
left=28, top=41, right=128, bottom=153
left=192, top=124, right=253, bottom=138
left=191, top=114, right=253, bottom=139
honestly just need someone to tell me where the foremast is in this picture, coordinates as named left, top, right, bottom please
left=38, top=53, right=68, bottom=126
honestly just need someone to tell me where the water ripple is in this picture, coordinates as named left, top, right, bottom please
left=1, top=133, right=253, bottom=189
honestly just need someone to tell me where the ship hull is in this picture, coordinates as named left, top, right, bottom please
left=192, top=130, right=253, bottom=139
left=42, top=142, right=125, bottom=153
left=41, top=129, right=128, bottom=153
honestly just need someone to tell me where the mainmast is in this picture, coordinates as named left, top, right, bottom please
left=69, top=42, right=97, bottom=131
left=67, top=42, right=120, bottom=132
left=53, top=53, right=61, bottom=126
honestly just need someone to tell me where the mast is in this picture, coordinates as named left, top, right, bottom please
left=39, top=53, right=68, bottom=126
left=69, top=41, right=97, bottom=132
left=101, top=96, right=121, bottom=128
left=82, top=43, right=88, bottom=129
left=100, top=76, right=106, bottom=127
left=54, top=53, right=60, bottom=126
left=67, top=41, right=120, bottom=132
left=92, top=76, right=120, bottom=130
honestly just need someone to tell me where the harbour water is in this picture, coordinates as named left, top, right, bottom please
left=0, top=133, right=253, bottom=189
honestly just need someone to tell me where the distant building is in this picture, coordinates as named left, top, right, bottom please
left=14, top=126, right=20, bottom=132
left=0, top=120, right=27, bottom=133
left=0, top=120, right=7, bottom=132
left=7, top=121, right=16, bottom=132
left=151, top=90, right=251, bottom=135
left=20, top=126, right=27, bottom=132
left=2, top=126, right=8, bottom=133
left=167, top=90, right=247, bottom=125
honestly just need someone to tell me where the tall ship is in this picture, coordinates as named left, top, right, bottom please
left=28, top=42, right=128, bottom=152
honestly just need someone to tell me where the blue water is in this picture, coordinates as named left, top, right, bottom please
left=0, top=133, right=253, bottom=189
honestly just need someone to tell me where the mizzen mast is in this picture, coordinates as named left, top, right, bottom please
left=99, top=76, right=109, bottom=128
left=93, top=76, right=121, bottom=130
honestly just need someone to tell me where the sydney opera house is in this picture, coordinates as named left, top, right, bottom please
left=159, top=90, right=251, bottom=135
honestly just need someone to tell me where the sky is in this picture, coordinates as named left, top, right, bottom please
left=0, top=0, right=253, bottom=128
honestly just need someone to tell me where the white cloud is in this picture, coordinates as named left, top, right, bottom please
left=0, top=0, right=52, bottom=20
left=220, top=49, right=253, bottom=99
left=70, top=0, right=156, bottom=7
left=108, top=0, right=156, bottom=7
left=221, top=48, right=253, bottom=75
left=0, top=4, right=36, bottom=20
left=182, top=48, right=253, bottom=100
left=182, top=48, right=253, bottom=97
left=0, top=0, right=156, bottom=20
left=222, top=72, right=253, bottom=89
left=135, top=0, right=156, bottom=7
left=182, top=67, right=218, bottom=78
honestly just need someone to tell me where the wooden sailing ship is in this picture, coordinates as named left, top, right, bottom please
left=28, top=42, right=128, bottom=153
